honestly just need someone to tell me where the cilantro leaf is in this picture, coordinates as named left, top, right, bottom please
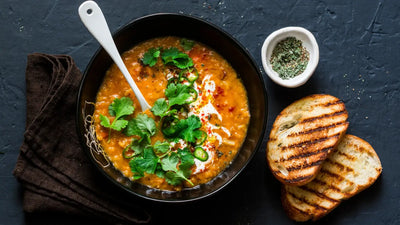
left=162, top=115, right=203, bottom=143
left=135, top=114, right=157, bottom=136
left=180, top=38, right=195, bottom=51
left=100, top=97, right=134, bottom=133
left=155, top=164, right=166, bottom=178
left=125, top=114, right=156, bottom=140
left=178, top=148, right=195, bottom=170
left=151, top=98, right=169, bottom=117
left=111, top=119, right=129, bottom=131
left=125, top=119, right=141, bottom=137
left=110, top=97, right=135, bottom=119
left=129, top=147, right=159, bottom=179
left=100, top=114, right=111, bottom=128
left=164, top=171, right=185, bottom=186
left=161, top=152, right=194, bottom=186
left=160, top=152, right=179, bottom=172
left=129, top=159, right=144, bottom=179
left=179, top=115, right=202, bottom=141
left=153, top=141, right=170, bottom=154
left=165, top=83, right=191, bottom=106
left=161, top=47, right=194, bottom=69
left=129, top=138, right=149, bottom=155
left=142, top=47, right=161, bottom=67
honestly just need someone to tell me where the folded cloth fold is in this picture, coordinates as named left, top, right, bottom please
left=13, top=53, right=151, bottom=225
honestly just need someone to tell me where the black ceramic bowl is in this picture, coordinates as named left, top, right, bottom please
left=76, top=13, right=268, bottom=202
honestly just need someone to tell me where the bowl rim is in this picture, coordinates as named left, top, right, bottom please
left=76, top=13, right=268, bottom=203
left=261, top=26, right=319, bottom=88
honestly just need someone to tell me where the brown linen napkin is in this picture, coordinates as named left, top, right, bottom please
left=13, top=53, right=151, bottom=224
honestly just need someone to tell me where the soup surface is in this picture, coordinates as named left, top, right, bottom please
left=94, top=37, right=250, bottom=191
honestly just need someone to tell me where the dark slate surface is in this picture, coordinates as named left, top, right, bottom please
left=1, top=0, right=399, bottom=224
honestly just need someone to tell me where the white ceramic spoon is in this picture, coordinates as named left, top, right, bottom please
left=78, top=1, right=151, bottom=112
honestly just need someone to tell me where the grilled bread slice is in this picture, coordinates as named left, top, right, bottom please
left=267, top=94, right=349, bottom=185
left=282, top=134, right=382, bottom=221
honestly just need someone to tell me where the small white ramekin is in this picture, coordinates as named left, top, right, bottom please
left=261, top=27, right=319, bottom=88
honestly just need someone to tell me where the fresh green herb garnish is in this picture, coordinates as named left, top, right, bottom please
left=141, top=47, right=161, bottom=67
left=125, top=114, right=156, bottom=142
left=151, top=82, right=195, bottom=120
left=161, top=152, right=194, bottom=185
left=162, top=115, right=204, bottom=143
left=178, top=148, right=195, bottom=170
left=165, top=83, right=192, bottom=106
left=127, top=138, right=150, bottom=156
left=141, top=47, right=194, bottom=69
left=180, top=38, right=195, bottom=51
left=161, top=47, right=194, bottom=69
left=107, top=45, right=208, bottom=187
left=153, top=141, right=170, bottom=154
left=100, top=97, right=134, bottom=133
left=151, top=98, right=169, bottom=117
left=129, top=147, right=159, bottom=179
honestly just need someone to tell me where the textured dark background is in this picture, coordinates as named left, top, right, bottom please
left=1, top=0, right=399, bottom=224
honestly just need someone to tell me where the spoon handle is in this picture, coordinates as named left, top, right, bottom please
left=78, top=1, right=151, bottom=112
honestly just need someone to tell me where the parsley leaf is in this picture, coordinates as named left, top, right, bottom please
left=142, top=47, right=161, bottom=67
left=161, top=47, right=194, bottom=69
left=100, top=97, right=134, bottom=132
left=180, top=38, right=195, bottom=51
left=165, top=83, right=191, bottom=106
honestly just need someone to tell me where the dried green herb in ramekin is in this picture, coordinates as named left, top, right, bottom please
left=270, top=37, right=309, bottom=80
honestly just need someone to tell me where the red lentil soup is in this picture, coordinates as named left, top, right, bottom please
left=94, top=36, right=250, bottom=191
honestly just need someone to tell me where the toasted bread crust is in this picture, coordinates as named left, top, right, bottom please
left=267, top=94, right=349, bottom=185
left=281, top=134, right=382, bottom=221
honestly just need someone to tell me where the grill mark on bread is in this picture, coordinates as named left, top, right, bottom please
left=287, top=191, right=329, bottom=211
left=286, top=158, right=326, bottom=172
left=269, top=137, right=277, bottom=142
left=322, top=99, right=343, bottom=107
left=267, top=95, right=350, bottom=186
left=280, top=134, right=382, bottom=221
left=277, top=147, right=333, bottom=162
left=283, top=174, right=314, bottom=184
left=300, top=110, right=346, bottom=124
left=347, top=144, right=370, bottom=155
left=282, top=134, right=340, bottom=151
left=325, top=158, right=354, bottom=172
left=312, top=178, right=343, bottom=193
left=319, top=168, right=345, bottom=182
left=319, top=168, right=355, bottom=187
left=337, top=151, right=356, bottom=161
left=299, top=185, right=340, bottom=204
left=287, top=121, right=348, bottom=137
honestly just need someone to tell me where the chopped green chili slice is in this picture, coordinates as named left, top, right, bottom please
left=194, top=147, right=208, bottom=161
